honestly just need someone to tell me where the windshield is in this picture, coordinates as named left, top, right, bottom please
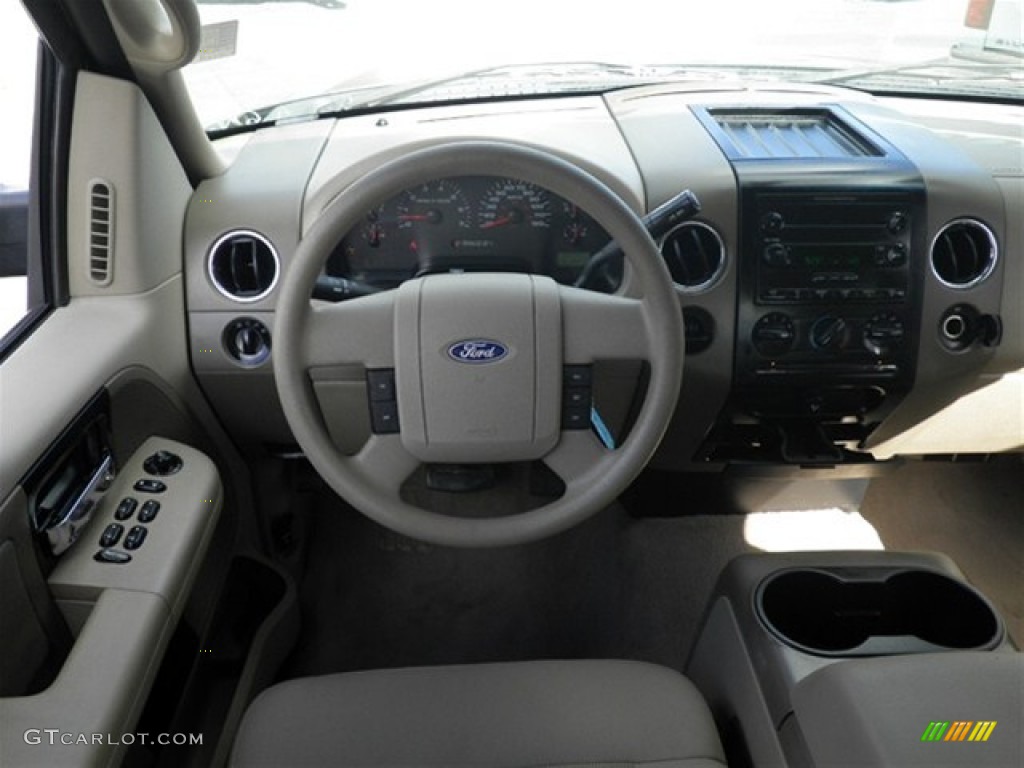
left=184, top=0, right=1023, bottom=133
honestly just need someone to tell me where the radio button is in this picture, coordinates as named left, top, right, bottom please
left=887, top=211, right=909, bottom=235
left=762, top=243, right=791, bottom=268
left=874, top=243, right=907, bottom=267
left=763, top=288, right=796, bottom=302
left=761, top=212, right=785, bottom=233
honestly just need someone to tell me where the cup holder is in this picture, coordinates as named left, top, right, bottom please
left=756, top=568, right=1002, bottom=656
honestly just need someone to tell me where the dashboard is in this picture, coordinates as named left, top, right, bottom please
left=184, top=84, right=1022, bottom=468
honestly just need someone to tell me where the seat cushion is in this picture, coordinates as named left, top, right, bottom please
left=231, top=659, right=727, bottom=767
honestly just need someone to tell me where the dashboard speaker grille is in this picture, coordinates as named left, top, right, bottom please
left=208, top=230, right=280, bottom=302
left=88, top=180, right=114, bottom=285
left=931, top=219, right=997, bottom=288
left=660, top=222, right=726, bottom=290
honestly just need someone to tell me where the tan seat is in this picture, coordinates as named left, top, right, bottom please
left=231, top=659, right=727, bottom=767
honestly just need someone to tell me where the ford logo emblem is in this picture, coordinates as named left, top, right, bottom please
left=447, top=339, right=509, bottom=364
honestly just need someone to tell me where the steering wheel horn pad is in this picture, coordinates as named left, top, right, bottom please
left=395, top=273, right=562, bottom=464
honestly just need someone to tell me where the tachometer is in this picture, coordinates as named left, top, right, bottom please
left=478, top=179, right=552, bottom=230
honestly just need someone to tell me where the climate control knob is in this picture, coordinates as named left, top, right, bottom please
left=752, top=312, right=796, bottom=358
left=863, top=312, right=905, bottom=356
left=809, top=315, right=848, bottom=353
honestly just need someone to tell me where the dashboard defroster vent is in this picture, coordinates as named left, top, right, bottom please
left=659, top=221, right=726, bottom=290
left=703, top=108, right=882, bottom=160
left=88, top=180, right=114, bottom=285
left=208, top=230, right=280, bottom=302
left=931, top=219, right=997, bottom=288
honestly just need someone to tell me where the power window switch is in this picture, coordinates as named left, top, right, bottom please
left=114, top=497, right=138, bottom=521
left=99, top=523, right=124, bottom=548
left=124, top=525, right=148, bottom=551
left=138, top=500, right=160, bottom=523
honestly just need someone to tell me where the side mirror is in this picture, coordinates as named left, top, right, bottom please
left=0, top=185, right=28, bottom=278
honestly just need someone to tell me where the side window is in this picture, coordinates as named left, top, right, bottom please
left=0, top=4, right=42, bottom=342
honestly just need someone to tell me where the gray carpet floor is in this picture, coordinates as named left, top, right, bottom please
left=283, top=456, right=1022, bottom=678
left=282, top=500, right=755, bottom=678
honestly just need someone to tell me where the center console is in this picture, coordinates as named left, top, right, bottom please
left=687, top=552, right=1020, bottom=768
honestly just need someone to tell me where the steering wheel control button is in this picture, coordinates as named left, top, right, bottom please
left=565, top=387, right=590, bottom=407
left=143, top=450, right=183, bottom=476
left=367, top=369, right=397, bottom=402
left=563, top=365, right=592, bottom=387
left=94, top=548, right=132, bottom=565
left=114, top=497, right=138, bottom=521
left=562, top=407, right=591, bottom=430
left=366, top=368, right=400, bottom=433
left=124, top=525, right=148, bottom=551
left=370, top=401, right=400, bottom=434
left=138, top=500, right=161, bottom=523
left=562, top=365, right=593, bottom=430
left=133, top=478, right=167, bottom=494
left=99, top=523, right=124, bottom=548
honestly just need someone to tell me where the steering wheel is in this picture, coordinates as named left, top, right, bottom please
left=273, top=141, right=683, bottom=547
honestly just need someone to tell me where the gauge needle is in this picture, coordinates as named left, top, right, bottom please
left=400, top=209, right=444, bottom=224
left=481, top=215, right=514, bottom=230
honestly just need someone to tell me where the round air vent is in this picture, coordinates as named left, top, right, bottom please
left=659, top=222, right=726, bottom=291
left=930, top=219, right=997, bottom=289
left=208, top=230, right=280, bottom=302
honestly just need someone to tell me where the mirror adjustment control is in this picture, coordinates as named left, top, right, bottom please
left=138, top=500, right=160, bottom=523
left=94, top=548, right=132, bottom=564
left=99, top=523, right=124, bottom=548
left=114, top=497, right=138, bottom=521
left=143, top=450, right=183, bottom=476
left=134, top=478, right=166, bottom=494
left=124, top=525, right=148, bottom=550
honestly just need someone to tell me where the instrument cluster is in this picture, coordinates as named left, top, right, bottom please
left=326, top=176, right=614, bottom=289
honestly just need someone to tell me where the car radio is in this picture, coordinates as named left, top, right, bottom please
left=754, top=195, right=912, bottom=309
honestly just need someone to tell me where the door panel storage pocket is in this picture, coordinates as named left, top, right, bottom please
left=756, top=567, right=1002, bottom=656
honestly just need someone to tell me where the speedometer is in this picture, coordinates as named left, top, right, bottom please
left=478, top=179, right=552, bottom=231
